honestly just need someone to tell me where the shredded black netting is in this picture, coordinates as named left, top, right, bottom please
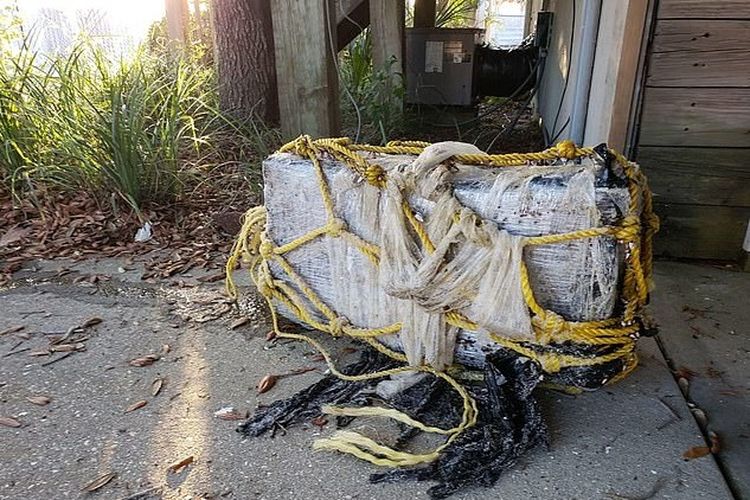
left=238, top=349, right=552, bottom=498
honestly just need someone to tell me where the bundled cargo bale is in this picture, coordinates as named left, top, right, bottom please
left=226, top=136, right=658, bottom=480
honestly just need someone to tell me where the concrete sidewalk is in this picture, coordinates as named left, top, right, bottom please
left=0, top=259, right=744, bottom=499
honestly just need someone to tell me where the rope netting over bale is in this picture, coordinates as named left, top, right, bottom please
left=225, top=135, right=659, bottom=470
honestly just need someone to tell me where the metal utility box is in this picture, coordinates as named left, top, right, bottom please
left=405, top=28, right=484, bottom=106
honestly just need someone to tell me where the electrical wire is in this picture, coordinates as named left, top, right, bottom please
left=430, top=54, right=543, bottom=129
left=326, top=0, right=363, bottom=142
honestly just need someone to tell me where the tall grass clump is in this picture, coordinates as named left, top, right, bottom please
left=0, top=35, right=265, bottom=213
left=339, top=29, right=405, bottom=144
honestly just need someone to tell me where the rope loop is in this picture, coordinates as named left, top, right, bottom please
left=329, top=316, right=350, bottom=337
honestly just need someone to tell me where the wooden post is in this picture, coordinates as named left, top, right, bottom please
left=272, top=0, right=340, bottom=139
left=370, top=0, right=404, bottom=78
left=413, top=0, right=436, bottom=28
left=165, top=0, right=189, bottom=43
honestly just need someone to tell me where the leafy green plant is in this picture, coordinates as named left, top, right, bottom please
left=0, top=32, right=271, bottom=213
left=339, top=30, right=405, bottom=144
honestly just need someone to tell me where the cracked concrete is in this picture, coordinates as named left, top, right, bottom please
left=0, top=258, right=743, bottom=499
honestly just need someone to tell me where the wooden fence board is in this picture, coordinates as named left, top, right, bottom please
left=638, top=147, right=750, bottom=207
left=639, top=88, right=750, bottom=147
left=654, top=203, right=750, bottom=260
left=658, top=0, right=750, bottom=19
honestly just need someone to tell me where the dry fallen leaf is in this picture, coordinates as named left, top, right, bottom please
left=309, top=354, right=325, bottom=362
left=265, top=331, right=277, bottom=342
left=81, top=471, right=116, bottom=492
left=0, top=325, right=25, bottom=336
left=82, top=317, right=103, bottom=328
left=683, top=446, right=710, bottom=460
left=26, top=396, right=51, bottom=406
left=129, top=354, right=160, bottom=367
left=230, top=317, right=249, bottom=330
left=151, top=378, right=164, bottom=397
left=0, top=416, right=22, bottom=428
left=341, top=347, right=358, bottom=354
left=675, top=366, right=697, bottom=380
left=214, top=407, right=248, bottom=421
left=161, top=344, right=171, bottom=354
left=257, top=374, right=277, bottom=394
left=311, top=416, right=328, bottom=428
left=29, top=349, right=51, bottom=357
left=124, top=400, right=148, bottom=413
left=168, top=455, right=194, bottom=474
left=709, top=431, right=721, bottom=453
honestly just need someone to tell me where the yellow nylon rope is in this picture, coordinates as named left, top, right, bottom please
left=225, top=136, right=658, bottom=468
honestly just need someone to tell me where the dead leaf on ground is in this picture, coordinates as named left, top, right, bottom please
left=230, top=317, right=249, bottom=330
left=683, top=446, right=710, bottom=460
left=26, top=395, right=51, bottom=406
left=124, top=400, right=148, bottom=413
left=0, top=325, right=25, bottom=336
left=168, top=455, right=194, bottom=474
left=674, top=366, right=697, bottom=380
left=82, top=317, right=103, bottom=328
left=309, top=354, right=325, bottom=362
left=161, top=344, right=171, bottom=354
left=0, top=225, right=31, bottom=247
left=311, top=416, right=328, bottom=428
left=214, top=407, right=248, bottom=421
left=341, top=347, right=358, bottom=354
left=81, top=471, right=116, bottom=492
left=257, top=374, right=277, bottom=394
left=265, top=331, right=277, bottom=342
left=197, top=271, right=225, bottom=283
left=129, top=354, right=160, bottom=367
left=151, top=378, right=164, bottom=397
left=0, top=416, right=22, bottom=428
left=709, top=431, right=721, bottom=453
left=29, top=349, right=51, bottom=357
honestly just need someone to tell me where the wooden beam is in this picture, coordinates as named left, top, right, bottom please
left=271, top=0, right=340, bottom=139
left=165, top=0, right=189, bottom=42
left=336, top=0, right=370, bottom=50
left=413, top=0, right=436, bottom=28
left=370, top=0, right=404, bottom=77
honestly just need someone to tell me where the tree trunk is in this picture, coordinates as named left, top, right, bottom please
left=210, top=0, right=279, bottom=125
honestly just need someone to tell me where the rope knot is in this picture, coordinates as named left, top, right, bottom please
left=329, top=316, right=349, bottom=337
left=538, top=310, right=567, bottom=344
left=328, top=217, right=347, bottom=237
left=364, top=164, right=386, bottom=186
left=555, top=140, right=578, bottom=160
left=259, top=240, right=274, bottom=259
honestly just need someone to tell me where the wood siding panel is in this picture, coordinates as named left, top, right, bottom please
left=658, top=0, right=750, bottom=19
left=654, top=204, right=750, bottom=260
left=639, top=88, right=750, bottom=147
left=647, top=49, right=750, bottom=87
left=652, top=20, right=750, bottom=53
left=639, top=147, right=750, bottom=206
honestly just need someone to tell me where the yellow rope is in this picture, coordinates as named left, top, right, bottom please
left=225, top=135, right=659, bottom=468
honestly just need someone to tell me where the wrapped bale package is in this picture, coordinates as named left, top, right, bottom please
left=227, top=136, right=658, bottom=477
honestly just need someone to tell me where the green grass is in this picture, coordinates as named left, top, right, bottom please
left=0, top=37, right=273, bottom=214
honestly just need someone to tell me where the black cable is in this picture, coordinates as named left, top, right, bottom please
left=546, top=0, right=575, bottom=144
left=430, top=54, right=543, bottom=129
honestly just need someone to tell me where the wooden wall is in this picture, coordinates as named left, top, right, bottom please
left=636, top=0, right=750, bottom=260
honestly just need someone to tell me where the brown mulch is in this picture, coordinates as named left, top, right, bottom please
left=0, top=167, right=259, bottom=286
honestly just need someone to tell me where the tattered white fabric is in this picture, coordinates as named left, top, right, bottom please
left=264, top=144, right=629, bottom=369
